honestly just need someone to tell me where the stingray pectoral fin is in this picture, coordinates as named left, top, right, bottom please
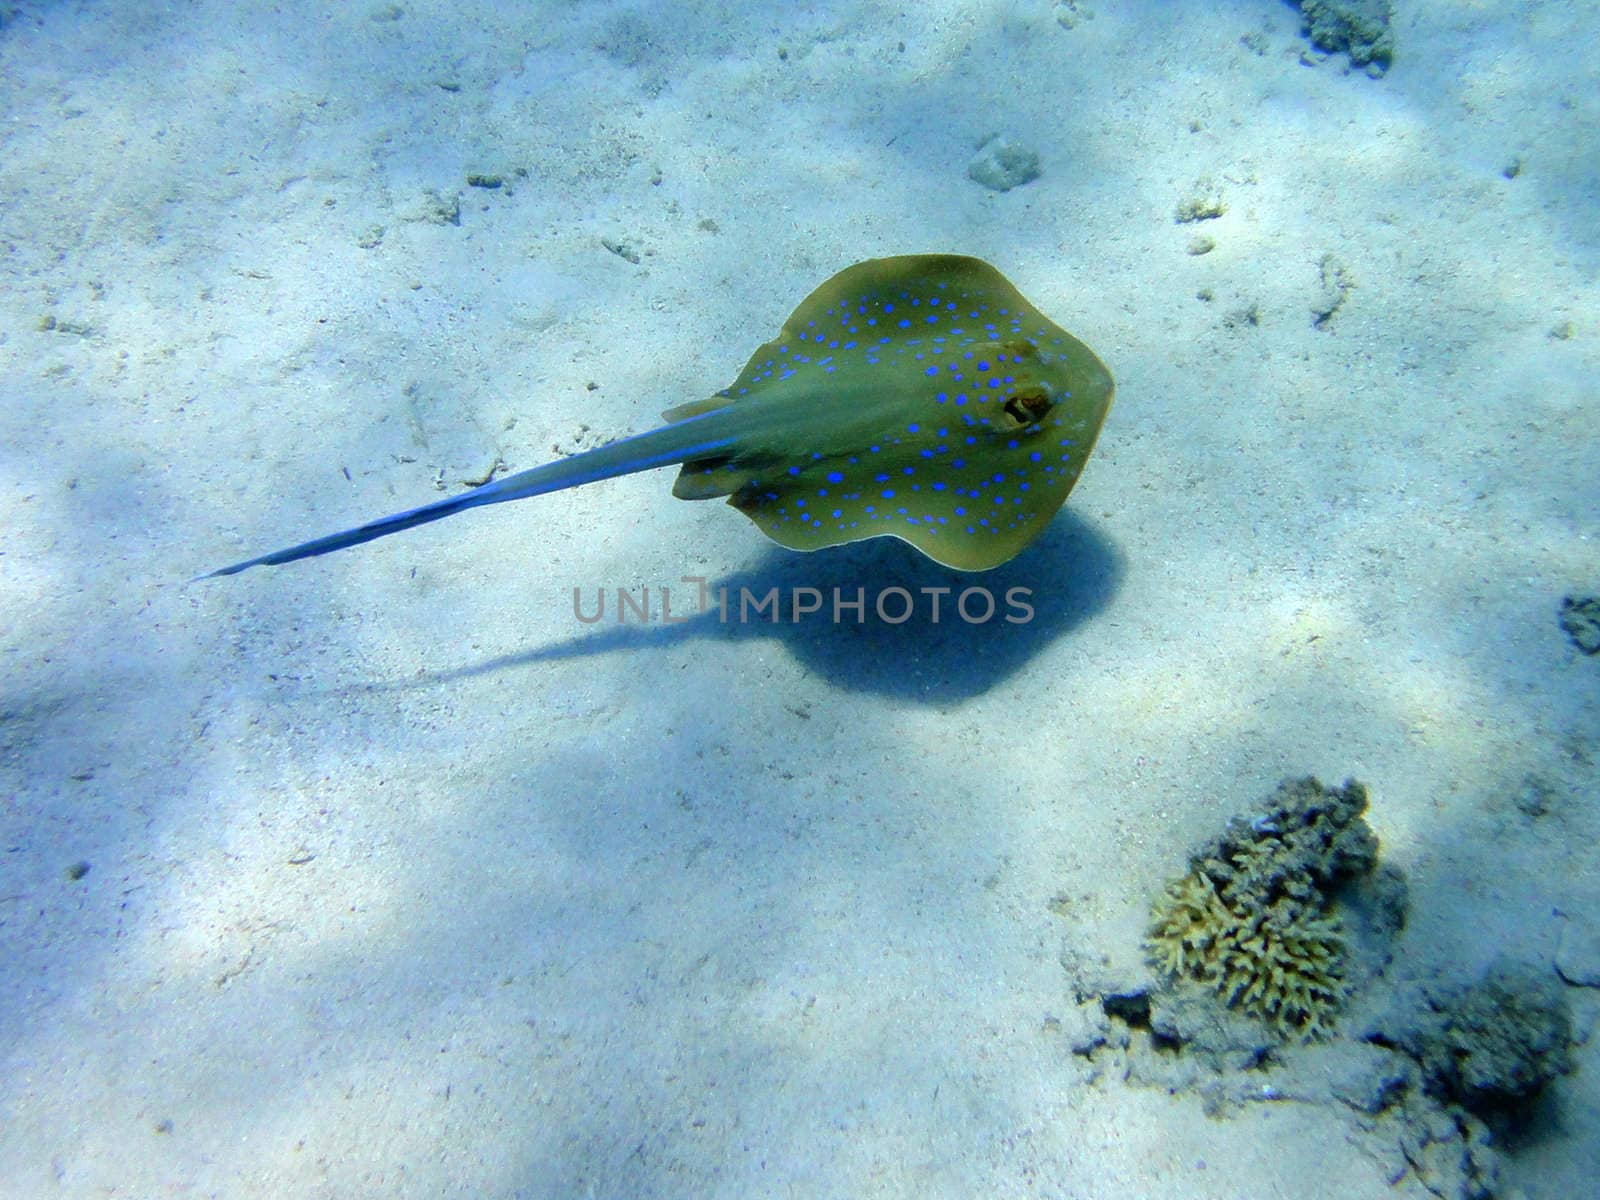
left=670, top=457, right=770, bottom=500
left=199, top=412, right=742, bottom=579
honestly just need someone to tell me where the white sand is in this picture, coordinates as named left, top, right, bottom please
left=2, top=1, right=1596, bottom=1196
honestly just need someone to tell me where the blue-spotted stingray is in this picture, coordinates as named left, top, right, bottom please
left=204, top=255, right=1113, bottom=577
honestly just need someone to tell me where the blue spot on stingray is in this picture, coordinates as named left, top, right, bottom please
left=827, top=471, right=844, bottom=483
left=832, top=509, right=842, bottom=518
left=932, top=481, right=947, bottom=491
left=925, top=366, right=938, bottom=377
left=1030, top=451, right=1042, bottom=462
left=882, top=488, right=895, bottom=499
left=787, top=466, right=801, bottom=476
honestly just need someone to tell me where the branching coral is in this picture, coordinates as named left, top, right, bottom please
left=1145, top=777, right=1378, bottom=1039
left=1148, top=870, right=1347, bottom=1037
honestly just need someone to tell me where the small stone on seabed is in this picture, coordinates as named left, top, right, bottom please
left=968, top=135, right=1040, bottom=192
left=1556, top=919, right=1600, bottom=987
left=1559, top=595, right=1600, bottom=654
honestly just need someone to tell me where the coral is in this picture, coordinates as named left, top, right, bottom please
left=1146, top=777, right=1380, bottom=1039
left=1174, top=195, right=1226, bottom=223
left=1148, top=867, right=1347, bottom=1038
left=1297, top=0, right=1394, bottom=71
left=1380, top=960, right=1572, bottom=1115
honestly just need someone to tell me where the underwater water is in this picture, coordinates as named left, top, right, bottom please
left=1, top=1, right=1596, bottom=1197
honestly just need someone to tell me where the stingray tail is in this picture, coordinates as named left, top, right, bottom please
left=198, top=488, right=495, bottom=578
left=196, top=413, right=740, bottom=580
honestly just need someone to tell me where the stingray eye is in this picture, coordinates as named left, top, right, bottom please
left=1001, top=386, right=1051, bottom=429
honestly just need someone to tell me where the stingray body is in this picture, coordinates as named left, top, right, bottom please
left=205, top=255, right=1113, bottom=577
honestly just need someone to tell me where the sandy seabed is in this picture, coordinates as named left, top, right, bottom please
left=2, top=2, right=1597, bottom=1197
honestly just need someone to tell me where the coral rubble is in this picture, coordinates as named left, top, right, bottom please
left=1297, top=0, right=1394, bottom=72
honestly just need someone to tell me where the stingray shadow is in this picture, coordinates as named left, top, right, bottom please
left=428, top=512, right=1122, bottom=703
